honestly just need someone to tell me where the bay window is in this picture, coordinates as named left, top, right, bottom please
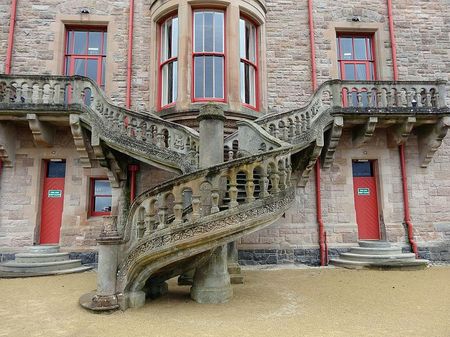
left=193, top=10, right=225, bottom=101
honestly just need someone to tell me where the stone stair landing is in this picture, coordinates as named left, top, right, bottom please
left=330, top=241, right=429, bottom=270
left=0, top=245, right=93, bottom=278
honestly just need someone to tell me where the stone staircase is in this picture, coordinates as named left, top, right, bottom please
left=329, top=241, right=429, bottom=270
left=0, top=245, right=93, bottom=278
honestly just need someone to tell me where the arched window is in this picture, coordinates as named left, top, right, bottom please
left=159, top=16, right=179, bottom=108
left=239, top=17, right=258, bottom=109
left=193, top=10, right=225, bottom=101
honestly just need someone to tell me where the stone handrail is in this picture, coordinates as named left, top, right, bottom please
left=0, top=75, right=200, bottom=172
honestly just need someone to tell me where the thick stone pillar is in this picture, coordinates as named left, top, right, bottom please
left=227, top=241, right=243, bottom=284
left=190, top=104, right=232, bottom=303
left=80, top=216, right=121, bottom=311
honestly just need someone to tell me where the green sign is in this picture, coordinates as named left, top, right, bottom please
left=357, top=188, right=370, bottom=196
left=48, top=190, right=62, bottom=198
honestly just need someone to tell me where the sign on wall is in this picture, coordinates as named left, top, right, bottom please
left=357, top=187, right=370, bottom=196
left=48, top=190, right=62, bottom=198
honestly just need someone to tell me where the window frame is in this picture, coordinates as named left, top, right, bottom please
left=336, top=33, right=377, bottom=81
left=89, top=178, right=112, bottom=217
left=158, top=14, right=179, bottom=110
left=191, top=9, right=227, bottom=103
left=64, top=26, right=108, bottom=90
left=239, top=14, right=259, bottom=111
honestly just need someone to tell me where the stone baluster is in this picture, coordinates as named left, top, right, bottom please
left=278, top=161, right=287, bottom=190
left=437, top=81, right=447, bottom=108
left=191, top=195, right=201, bottom=221
left=288, top=122, right=295, bottom=140
left=406, top=90, right=413, bottom=107
left=425, top=90, right=432, bottom=107
left=35, top=83, right=43, bottom=104
left=285, top=161, right=292, bottom=187
left=156, top=133, right=165, bottom=148
left=305, top=112, right=311, bottom=130
left=245, top=169, right=255, bottom=203
left=273, top=125, right=280, bottom=139
left=259, top=166, right=270, bottom=198
left=378, top=89, right=386, bottom=108
left=228, top=169, right=239, bottom=208
left=157, top=194, right=167, bottom=229
left=270, top=170, right=280, bottom=194
left=295, top=117, right=301, bottom=135
left=172, top=187, right=184, bottom=225
left=211, top=189, right=220, bottom=214
left=301, top=114, right=307, bottom=132
left=357, top=91, right=363, bottom=107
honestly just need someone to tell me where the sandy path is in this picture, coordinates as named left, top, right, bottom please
left=0, top=266, right=449, bottom=337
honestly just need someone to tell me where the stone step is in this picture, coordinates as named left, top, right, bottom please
left=358, top=240, right=392, bottom=248
left=349, top=246, right=402, bottom=255
left=15, top=252, right=70, bottom=263
left=230, top=274, right=244, bottom=284
left=26, top=245, right=60, bottom=254
left=0, top=259, right=82, bottom=273
left=339, top=252, right=416, bottom=263
left=329, top=258, right=429, bottom=270
left=0, top=265, right=93, bottom=278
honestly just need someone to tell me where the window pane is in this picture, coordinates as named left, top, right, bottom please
left=369, top=62, right=375, bottom=80
left=204, top=12, right=214, bottom=52
left=65, top=57, right=70, bottom=76
left=103, top=32, right=107, bottom=54
left=172, top=17, right=178, bottom=57
left=356, top=63, right=367, bottom=80
left=87, top=59, right=99, bottom=81
left=214, top=12, right=224, bottom=53
left=88, top=32, right=102, bottom=55
left=73, top=31, right=87, bottom=54
left=194, top=12, right=203, bottom=52
left=94, top=180, right=112, bottom=195
left=214, top=57, right=224, bottom=99
left=162, top=61, right=177, bottom=106
left=74, top=59, right=85, bottom=76
left=340, top=37, right=353, bottom=60
left=354, top=38, right=367, bottom=60
left=249, top=65, right=256, bottom=105
left=66, top=31, right=72, bottom=54
left=194, top=56, right=204, bottom=98
left=205, top=56, right=214, bottom=97
left=47, top=161, right=66, bottom=178
left=239, top=19, right=246, bottom=59
left=102, top=57, right=106, bottom=86
left=344, top=64, right=355, bottom=80
left=240, top=62, right=245, bottom=101
left=94, top=197, right=112, bottom=212
left=367, top=38, right=372, bottom=59
left=352, top=161, right=373, bottom=177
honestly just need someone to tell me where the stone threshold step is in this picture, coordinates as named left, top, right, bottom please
left=15, top=252, right=70, bottom=263
left=0, top=266, right=93, bottom=279
left=0, top=259, right=82, bottom=272
left=339, top=252, right=416, bottom=262
left=358, top=241, right=392, bottom=248
left=330, top=258, right=429, bottom=270
left=349, top=247, right=402, bottom=255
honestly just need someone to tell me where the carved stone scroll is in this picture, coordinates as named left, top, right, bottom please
left=0, top=122, right=16, bottom=167
left=321, top=116, right=343, bottom=169
left=418, top=117, right=450, bottom=168
left=26, top=113, right=55, bottom=147
left=352, top=116, right=378, bottom=148
left=69, top=114, right=92, bottom=168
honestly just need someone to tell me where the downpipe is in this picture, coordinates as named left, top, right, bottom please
left=5, top=0, right=18, bottom=74
left=399, top=144, right=418, bottom=258
left=315, top=160, right=327, bottom=266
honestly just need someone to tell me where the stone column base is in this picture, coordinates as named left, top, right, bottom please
left=79, top=292, right=119, bottom=312
left=190, top=245, right=233, bottom=304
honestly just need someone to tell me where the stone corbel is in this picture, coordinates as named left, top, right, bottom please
left=26, top=113, right=55, bottom=147
left=69, top=114, right=92, bottom=168
left=352, top=116, right=378, bottom=148
left=0, top=122, right=16, bottom=167
left=418, top=116, right=450, bottom=168
left=321, top=116, right=343, bottom=169
left=387, top=117, right=416, bottom=147
left=91, top=128, right=107, bottom=167
left=297, top=130, right=324, bottom=187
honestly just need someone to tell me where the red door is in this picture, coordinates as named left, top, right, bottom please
left=352, top=160, right=380, bottom=240
left=40, top=161, right=66, bottom=244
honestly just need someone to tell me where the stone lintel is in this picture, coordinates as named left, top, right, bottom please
left=0, top=122, right=16, bottom=167
left=298, top=130, right=324, bottom=187
left=26, top=113, right=55, bottom=147
left=418, top=116, right=450, bottom=168
left=352, top=116, right=378, bottom=148
left=69, top=114, right=92, bottom=168
left=321, top=116, right=343, bottom=169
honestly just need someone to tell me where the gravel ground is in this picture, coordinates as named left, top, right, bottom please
left=1, top=265, right=449, bottom=337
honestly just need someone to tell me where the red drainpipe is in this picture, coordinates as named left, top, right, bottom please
left=308, top=0, right=326, bottom=266
left=125, top=0, right=135, bottom=109
left=5, top=0, right=18, bottom=74
left=387, top=0, right=399, bottom=81
left=128, top=164, right=139, bottom=202
left=387, top=1, right=418, bottom=257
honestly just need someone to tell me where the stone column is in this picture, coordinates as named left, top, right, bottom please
left=80, top=215, right=121, bottom=311
left=227, top=241, right=243, bottom=284
left=190, top=103, right=233, bottom=304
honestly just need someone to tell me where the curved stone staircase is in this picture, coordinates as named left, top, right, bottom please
left=1, top=75, right=448, bottom=311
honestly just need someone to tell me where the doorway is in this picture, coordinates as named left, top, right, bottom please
left=40, top=160, right=66, bottom=244
left=352, top=160, right=380, bottom=240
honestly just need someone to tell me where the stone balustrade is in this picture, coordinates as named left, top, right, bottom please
left=0, top=75, right=200, bottom=159
left=122, top=146, right=293, bottom=248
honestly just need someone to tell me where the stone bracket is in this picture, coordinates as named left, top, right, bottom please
left=26, top=113, right=55, bottom=147
left=91, top=127, right=125, bottom=188
left=352, top=116, right=378, bottom=148
left=321, top=116, right=343, bottom=169
left=69, top=114, right=92, bottom=168
left=387, top=117, right=416, bottom=147
left=297, top=130, right=324, bottom=187
left=418, top=116, right=450, bottom=168
left=0, top=122, right=17, bottom=167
